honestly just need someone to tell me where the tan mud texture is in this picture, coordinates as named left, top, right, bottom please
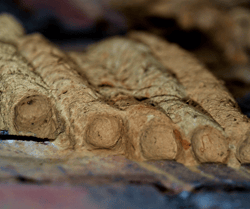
left=0, top=41, right=62, bottom=139
left=0, top=13, right=249, bottom=168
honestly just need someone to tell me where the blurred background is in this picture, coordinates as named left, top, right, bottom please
left=0, top=0, right=127, bottom=48
left=1, top=0, right=250, bottom=116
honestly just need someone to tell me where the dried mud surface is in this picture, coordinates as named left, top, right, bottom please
left=0, top=14, right=250, bottom=169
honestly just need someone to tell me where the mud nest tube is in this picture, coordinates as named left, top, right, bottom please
left=0, top=13, right=250, bottom=169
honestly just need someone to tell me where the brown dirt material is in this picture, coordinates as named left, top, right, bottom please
left=128, top=31, right=250, bottom=167
left=16, top=33, right=126, bottom=153
left=0, top=41, right=62, bottom=139
left=0, top=14, right=250, bottom=168
left=70, top=37, right=230, bottom=166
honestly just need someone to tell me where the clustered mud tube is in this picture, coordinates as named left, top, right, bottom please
left=0, top=14, right=249, bottom=168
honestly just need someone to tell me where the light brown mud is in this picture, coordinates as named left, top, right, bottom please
left=0, top=13, right=248, bottom=168
left=0, top=41, right=62, bottom=139
left=128, top=31, right=250, bottom=167
left=70, top=37, right=229, bottom=165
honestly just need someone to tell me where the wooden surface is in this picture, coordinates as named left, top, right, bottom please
left=1, top=138, right=250, bottom=192
left=1, top=137, right=250, bottom=208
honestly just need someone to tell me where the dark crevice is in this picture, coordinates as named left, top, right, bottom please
left=0, top=131, right=52, bottom=143
left=15, top=175, right=51, bottom=185
left=128, top=180, right=174, bottom=195
left=98, top=84, right=114, bottom=88
left=193, top=184, right=250, bottom=193
left=149, top=102, right=156, bottom=107
left=182, top=97, right=214, bottom=118
left=137, top=16, right=210, bottom=51
left=146, top=17, right=177, bottom=29
left=135, top=97, right=149, bottom=102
